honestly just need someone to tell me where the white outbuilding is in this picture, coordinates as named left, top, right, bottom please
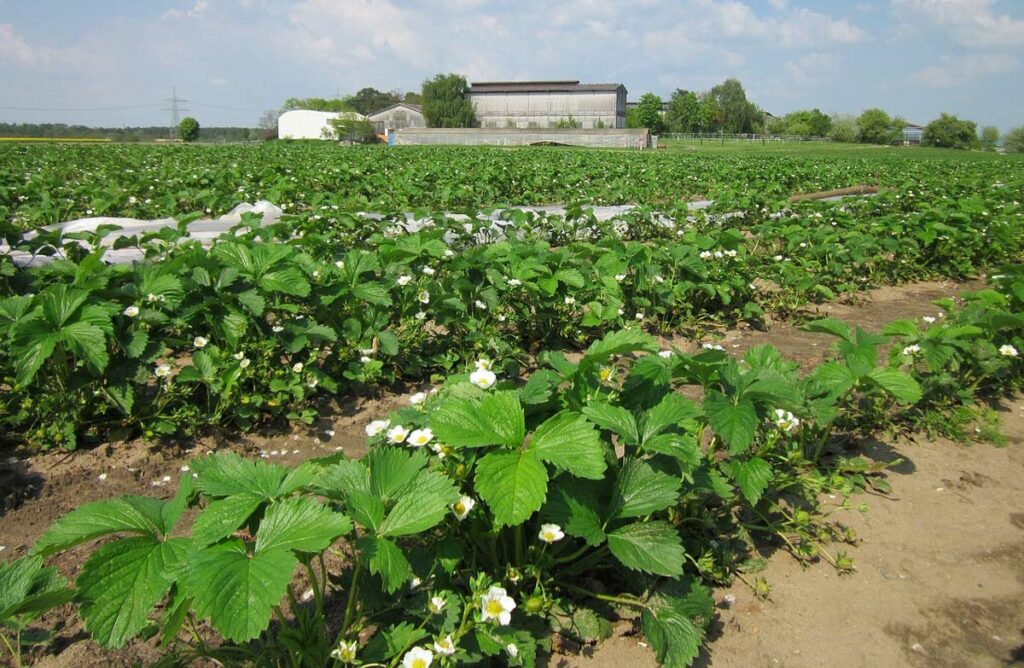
left=277, top=109, right=366, bottom=140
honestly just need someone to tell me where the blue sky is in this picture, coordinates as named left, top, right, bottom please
left=1, top=0, right=1022, bottom=130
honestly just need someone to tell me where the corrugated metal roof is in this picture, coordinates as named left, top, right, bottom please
left=366, top=103, right=423, bottom=119
left=469, top=81, right=624, bottom=93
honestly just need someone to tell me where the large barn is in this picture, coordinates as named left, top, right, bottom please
left=467, top=80, right=627, bottom=129
left=366, top=103, right=425, bottom=134
left=277, top=110, right=366, bottom=140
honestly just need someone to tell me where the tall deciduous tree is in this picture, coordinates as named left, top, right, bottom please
left=665, top=90, right=700, bottom=133
left=980, top=126, right=999, bottom=151
left=1003, top=126, right=1024, bottom=153
left=348, top=88, right=401, bottom=116
left=635, top=93, right=666, bottom=134
left=706, top=78, right=759, bottom=133
left=922, top=113, right=979, bottom=150
left=856, top=108, right=901, bottom=145
left=421, top=74, right=476, bottom=128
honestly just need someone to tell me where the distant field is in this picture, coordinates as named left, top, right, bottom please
left=0, top=140, right=1019, bottom=227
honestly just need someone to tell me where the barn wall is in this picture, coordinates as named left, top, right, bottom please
left=395, top=128, right=650, bottom=149
left=277, top=110, right=367, bottom=140
left=367, top=106, right=425, bottom=133
left=469, top=91, right=624, bottom=129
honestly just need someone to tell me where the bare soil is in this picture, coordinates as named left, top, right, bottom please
left=3, top=278, right=1023, bottom=667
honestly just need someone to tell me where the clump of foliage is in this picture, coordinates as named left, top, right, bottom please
left=422, top=73, right=476, bottom=128
left=856, top=108, right=903, bottom=145
left=923, top=113, right=979, bottom=150
left=178, top=117, right=200, bottom=143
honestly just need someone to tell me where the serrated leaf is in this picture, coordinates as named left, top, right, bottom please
left=259, top=268, right=309, bottom=297
left=579, top=329, right=658, bottom=374
left=190, top=452, right=289, bottom=500
left=191, top=495, right=263, bottom=546
left=582, top=402, right=639, bottom=444
left=77, top=536, right=190, bottom=648
left=184, top=540, right=297, bottom=643
left=529, top=411, right=606, bottom=480
left=808, top=361, right=857, bottom=398
left=730, top=457, right=772, bottom=506
left=0, top=555, right=70, bottom=622
left=606, top=521, right=685, bottom=577
left=542, top=479, right=607, bottom=546
left=368, top=447, right=429, bottom=502
left=359, top=537, right=412, bottom=594
left=353, top=283, right=392, bottom=306
left=882, top=319, right=920, bottom=337
left=377, top=469, right=459, bottom=537
left=641, top=603, right=704, bottom=668
left=608, top=458, right=680, bottom=520
left=475, top=450, right=548, bottom=527
left=802, top=318, right=852, bottom=343
left=867, top=368, right=921, bottom=404
left=703, top=390, right=757, bottom=455
left=641, top=393, right=701, bottom=443
left=430, top=391, right=525, bottom=448
left=33, top=496, right=166, bottom=556
left=255, top=496, right=351, bottom=553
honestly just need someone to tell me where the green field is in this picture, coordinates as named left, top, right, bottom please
left=1, top=141, right=1023, bottom=668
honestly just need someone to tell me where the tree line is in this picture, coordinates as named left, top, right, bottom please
left=0, top=122, right=259, bottom=143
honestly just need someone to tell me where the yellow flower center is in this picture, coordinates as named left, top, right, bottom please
left=454, top=502, right=466, bottom=515
left=487, top=599, right=505, bottom=615
left=412, top=660, right=427, bottom=668
left=543, top=531, right=555, bottom=541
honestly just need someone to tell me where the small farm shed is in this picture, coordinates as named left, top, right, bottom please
left=467, top=81, right=627, bottom=129
left=278, top=110, right=365, bottom=140
left=903, top=123, right=924, bottom=145
left=366, top=103, right=425, bottom=134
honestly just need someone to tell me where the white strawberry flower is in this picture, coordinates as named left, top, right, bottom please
left=330, top=640, right=358, bottom=663
left=193, top=336, right=208, bottom=348
left=475, top=358, right=492, bottom=371
left=397, top=274, right=413, bottom=286
left=428, top=596, right=446, bottom=614
left=480, top=586, right=516, bottom=626
left=154, top=363, right=172, bottom=377
left=418, top=289, right=430, bottom=304
left=724, top=249, right=737, bottom=257
left=564, top=296, right=576, bottom=305
left=774, top=255, right=784, bottom=261
left=902, top=344, right=921, bottom=356
left=702, top=343, right=725, bottom=351
left=335, top=260, right=345, bottom=269
left=422, top=266, right=436, bottom=276
left=123, top=305, right=140, bottom=317
left=615, top=273, right=627, bottom=281
left=272, top=325, right=284, bottom=333
left=635, top=312, right=645, bottom=320
left=699, top=251, right=713, bottom=259
left=365, top=419, right=390, bottom=437
left=538, top=523, right=565, bottom=543
left=240, top=358, right=251, bottom=369
left=416, top=311, right=427, bottom=320
left=409, top=391, right=427, bottom=405
left=470, top=368, right=497, bottom=389
left=233, top=351, right=245, bottom=360
left=922, top=316, right=936, bottom=324
left=360, top=355, right=373, bottom=363
left=451, top=495, right=475, bottom=520
left=655, top=275, right=665, bottom=283
left=408, top=428, right=434, bottom=447
left=444, top=249, right=455, bottom=257
left=773, top=409, right=800, bottom=434
left=292, top=362, right=304, bottom=373
left=387, top=425, right=410, bottom=444
left=475, top=300, right=488, bottom=310
left=658, top=350, right=673, bottom=358
left=508, top=278, right=522, bottom=286
left=506, top=643, right=519, bottom=658
left=431, top=442, right=447, bottom=459
left=1000, top=344, right=1019, bottom=357
left=402, top=647, right=433, bottom=668
left=433, top=636, right=456, bottom=656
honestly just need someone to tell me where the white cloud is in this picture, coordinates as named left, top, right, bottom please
left=911, top=52, right=1019, bottom=87
left=891, top=0, right=1024, bottom=47
left=784, top=52, right=840, bottom=86
left=162, top=0, right=210, bottom=20
left=0, top=23, right=93, bottom=69
left=0, top=23, right=36, bottom=65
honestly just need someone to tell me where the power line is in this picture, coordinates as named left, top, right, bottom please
left=162, top=86, right=189, bottom=140
left=0, top=103, right=163, bottom=112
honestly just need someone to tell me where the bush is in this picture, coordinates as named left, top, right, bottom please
left=178, top=117, right=200, bottom=143
left=922, top=113, right=979, bottom=150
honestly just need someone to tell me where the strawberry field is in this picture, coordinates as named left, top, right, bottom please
left=1, top=142, right=1023, bottom=667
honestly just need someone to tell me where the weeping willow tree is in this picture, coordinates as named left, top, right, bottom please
left=421, top=74, right=476, bottom=128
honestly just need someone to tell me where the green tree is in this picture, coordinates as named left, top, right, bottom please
left=922, top=113, right=979, bottom=150
left=348, top=87, right=401, bottom=116
left=635, top=93, right=666, bottom=134
left=403, top=91, right=423, bottom=106
left=421, top=73, right=476, bottom=128
left=1004, top=126, right=1024, bottom=153
left=774, top=109, right=831, bottom=136
left=696, top=95, right=719, bottom=132
left=856, top=108, right=901, bottom=145
left=827, top=114, right=858, bottom=143
left=178, top=117, right=200, bottom=143
left=281, top=97, right=353, bottom=112
left=980, top=125, right=999, bottom=151
left=665, top=89, right=700, bottom=133
left=706, top=78, right=759, bottom=133
left=327, top=112, right=377, bottom=143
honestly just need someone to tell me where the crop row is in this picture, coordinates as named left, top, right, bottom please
left=0, top=142, right=1021, bottom=227
left=3, top=275, right=1022, bottom=666
left=1, top=184, right=1022, bottom=449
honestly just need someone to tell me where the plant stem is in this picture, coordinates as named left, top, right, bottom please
left=559, top=582, right=649, bottom=611
left=514, top=524, right=525, bottom=567
left=342, top=553, right=364, bottom=634
left=1, top=632, right=21, bottom=668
